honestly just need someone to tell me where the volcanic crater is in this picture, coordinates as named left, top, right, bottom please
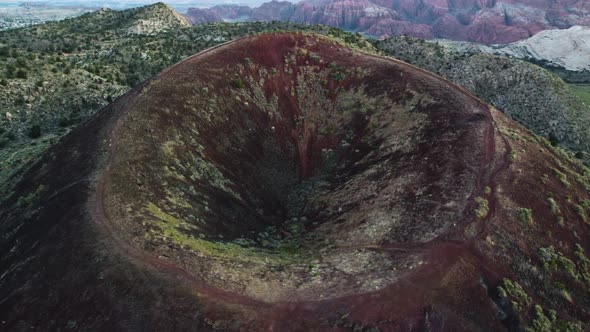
left=99, top=32, right=490, bottom=302
left=4, top=32, right=590, bottom=331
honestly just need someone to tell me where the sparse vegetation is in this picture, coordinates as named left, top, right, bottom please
left=526, top=305, right=582, bottom=332
left=556, top=216, right=565, bottom=226
left=498, top=278, right=583, bottom=331
left=498, top=278, right=531, bottom=313
left=574, top=244, right=590, bottom=286
left=232, top=78, right=244, bottom=89
left=574, top=204, right=587, bottom=223
left=547, top=197, right=560, bottom=214
left=145, top=202, right=302, bottom=264
left=538, top=246, right=579, bottom=281
left=551, top=167, right=570, bottom=187
left=509, top=150, right=517, bottom=161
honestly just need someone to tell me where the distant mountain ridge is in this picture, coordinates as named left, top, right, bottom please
left=184, top=0, right=590, bottom=43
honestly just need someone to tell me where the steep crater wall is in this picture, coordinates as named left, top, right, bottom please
left=101, top=33, right=490, bottom=302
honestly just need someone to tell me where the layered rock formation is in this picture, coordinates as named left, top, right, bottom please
left=439, top=26, right=590, bottom=72
left=184, top=0, right=590, bottom=43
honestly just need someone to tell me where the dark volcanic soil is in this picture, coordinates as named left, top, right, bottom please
left=1, top=33, right=589, bottom=331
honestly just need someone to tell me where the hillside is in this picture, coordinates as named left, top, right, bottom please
left=125, top=2, right=190, bottom=35
left=0, top=10, right=371, bottom=192
left=375, top=36, right=590, bottom=162
left=62, top=2, right=190, bottom=36
left=1, top=32, right=590, bottom=331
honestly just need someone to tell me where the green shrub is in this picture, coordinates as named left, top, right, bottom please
left=551, top=167, right=570, bottom=187
left=15, top=57, right=27, bottom=68
left=474, top=197, right=489, bottom=219
left=231, top=78, right=244, bottom=89
left=497, top=278, right=531, bottom=313
left=516, top=207, right=533, bottom=224
left=28, top=124, right=42, bottom=139
left=574, top=204, right=587, bottom=223
left=526, top=305, right=583, bottom=332
left=556, top=216, right=564, bottom=226
left=538, top=246, right=579, bottom=281
left=16, top=69, right=27, bottom=79
left=547, top=197, right=560, bottom=214
left=509, top=150, right=517, bottom=161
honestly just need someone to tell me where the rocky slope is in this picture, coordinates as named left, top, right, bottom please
left=2, top=32, right=590, bottom=331
left=72, top=2, right=191, bottom=36
left=376, top=36, right=590, bottom=161
left=125, top=2, right=190, bottom=35
left=185, top=0, right=590, bottom=43
left=438, top=26, right=590, bottom=73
